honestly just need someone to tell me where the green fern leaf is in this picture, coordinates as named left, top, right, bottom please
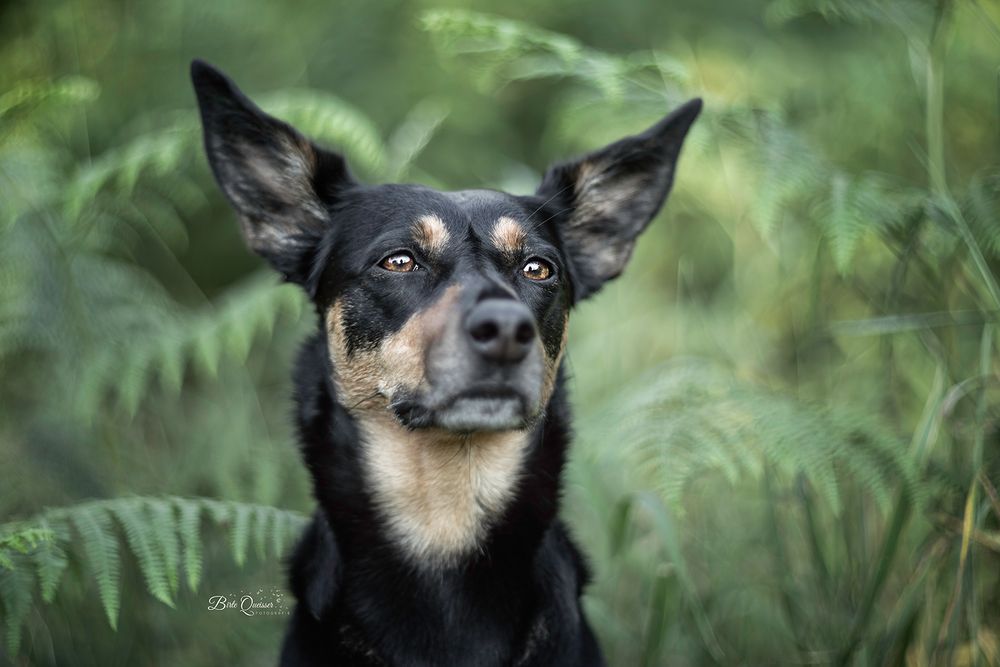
left=33, top=519, right=69, bottom=603
left=0, top=525, right=53, bottom=563
left=117, top=351, right=154, bottom=418
left=156, top=338, right=186, bottom=397
left=174, top=499, right=203, bottom=592
left=420, top=9, right=684, bottom=101
left=271, top=507, right=293, bottom=558
left=70, top=506, right=121, bottom=629
left=262, top=91, right=387, bottom=178
left=109, top=500, right=174, bottom=607
left=252, top=506, right=272, bottom=561
left=230, top=503, right=253, bottom=568
left=764, top=0, right=933, bottom=41
left=0, top=496, right=309, bottom=656
left=0, top=75, right=99, bottom=119
left=386, top=99, right=450, bottom=181
left=65, top=124, right=197, bottom=222
left=742, top=111, right=825, bottom=239
left=0, top=555, right=34, bottom=655
left=202, top=498, right=232, bottom=525
left=586, top=360, right=916, bottom=515
left=81, top=272, right=304, bottom=414
left=824, top=173, right=865, bottom=274
left=815, top=172, right=914, bottom=275
left=192, top=325, right=223, bottom=379
left=148, top=501, right=180, bottom=596
left=964, top=170, right=1000, bottom=258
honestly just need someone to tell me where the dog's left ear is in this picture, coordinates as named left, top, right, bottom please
left=535, top=99, right=702, bottom=300
left=191, top=60, right=356, bottom=287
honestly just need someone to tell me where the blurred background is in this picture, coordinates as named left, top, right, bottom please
left=1, top=0, right=999, bottom=664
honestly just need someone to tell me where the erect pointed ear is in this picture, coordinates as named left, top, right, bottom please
left=190, top=60, right=356, bottom=287
left=535, top=99, right=702, bottom=300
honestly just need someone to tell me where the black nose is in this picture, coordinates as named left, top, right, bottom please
left=465, top=299, right=537, bottom=364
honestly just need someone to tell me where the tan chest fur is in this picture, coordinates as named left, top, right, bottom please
left=325, top=296, right=533, bottom=566
left=359, top=416, right=530, bottom=565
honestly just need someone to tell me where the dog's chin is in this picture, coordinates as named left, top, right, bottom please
left=390, top=391, right=534, bottom=433
left=434, top=395, right=527, bottom=432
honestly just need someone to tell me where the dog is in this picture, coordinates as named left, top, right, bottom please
left=191, top=59, right=700, bottom=666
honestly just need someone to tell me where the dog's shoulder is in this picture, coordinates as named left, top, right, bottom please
left=512, top=521, right=603, bottom=667
left=288, top=512, right=342, bottom=621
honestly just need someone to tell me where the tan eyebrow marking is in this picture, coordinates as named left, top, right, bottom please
left=490, top=216, right=527, bottom=256
left=412, top=214, right=450, bottom=255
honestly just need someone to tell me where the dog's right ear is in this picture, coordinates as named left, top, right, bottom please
left=535, top=99, right=701, bottom=300
left=191, top=60, right=356, bottom=286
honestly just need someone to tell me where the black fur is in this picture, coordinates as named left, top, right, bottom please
left=191, top=59, right=700, bottom=666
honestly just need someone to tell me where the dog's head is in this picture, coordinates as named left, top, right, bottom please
left=192, top=60, right=700, bottom=433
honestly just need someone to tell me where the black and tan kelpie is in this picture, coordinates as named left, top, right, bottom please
left=191, top=59, right=700, bottom=666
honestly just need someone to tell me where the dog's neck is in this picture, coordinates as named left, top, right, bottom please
left=294, top=334, right=571, bottom=571
left=354, top=414, right=534, bottom=566
left=289, top=333, right=575, bottom=662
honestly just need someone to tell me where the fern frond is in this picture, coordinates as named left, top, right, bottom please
left=69, top=506, right=121, bottom=629
left=386, top=98, right=450, bottom=181
left=585, top=359, right=918, bottom=515
left=270, top=507, right=294, bottom=559
left=251, top=505, right=273, bottom=561
left=0, top=526, right=54, bottom=569
left=148, top=501, right=180, bottom=596
left=32, top=520, right=68, bottom=604
left=0, top=554, right=34, bottom=654
left=815, top=172, right=895, bottom=274
left=78, top=271, right=305, bottom=417
left=229, top=503, right=253, bottom=568
left=0, top=76, right=99, bottom=121
left=109, top=500, right=174, bottom=607
left=64, top=88, right=393, bottom=226
left=963, top=169, right=1000, bottom=258
left=420, top=9, right=686, bottom=100
left=65, top=122, right=195, bottom=221
left=764, top=0, right=934, bottom=40
left=262, top=90, right=388, bottom=177
left=0, top=143, right=65, bottom=236
left=0, top=216, right=179, bottom=369
left=174, top=498, right=203, bottom=592
left=723, top=110, right=827, bottom=239
left=0, top=496, right=310, bottom=654
left=719, top=108, right=923, bottom=269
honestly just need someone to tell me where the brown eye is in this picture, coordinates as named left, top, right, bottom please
left=521, top=258, right=553, bottom=281
left=380, top=252, right=417, bottom=273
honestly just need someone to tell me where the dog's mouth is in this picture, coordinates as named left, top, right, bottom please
left=379, top=301, right=548, bottom=433
left=389, top=385, right=534, bottom=432
left=436, top=388, right=528, bottom=431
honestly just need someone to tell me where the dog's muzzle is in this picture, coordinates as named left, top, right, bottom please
left=391, top=297, right=544, bottom=432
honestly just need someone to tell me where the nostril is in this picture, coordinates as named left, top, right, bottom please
left=466, top=299, right=536, bottom=363
left=470, top=320, right=499, bottom=343
left=514, top=321, right=535, bottom=345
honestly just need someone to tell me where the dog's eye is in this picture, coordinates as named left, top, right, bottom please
left=521, top=258, right=553, bottom=281
left=380, top=252, right=418, bottom=273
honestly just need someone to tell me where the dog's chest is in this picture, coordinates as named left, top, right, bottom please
left=359, top=419, right=530, bottom=564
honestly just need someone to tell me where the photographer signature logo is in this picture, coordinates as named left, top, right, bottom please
left=207, top=588, right=291, bottom=617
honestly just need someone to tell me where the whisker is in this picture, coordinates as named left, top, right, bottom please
left=348, top=391, right=382, bottom=410
left=528, top=204, right=575, bottom=232
left=526, top=180, right=575, bottom=221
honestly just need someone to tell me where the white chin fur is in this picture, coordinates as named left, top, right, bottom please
left=436, top=396, right=524, bottom=431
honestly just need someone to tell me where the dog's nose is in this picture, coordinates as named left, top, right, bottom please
left=465, top=299, right=536, bottom=364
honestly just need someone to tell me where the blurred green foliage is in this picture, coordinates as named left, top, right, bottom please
left=2, top=0, right=999, bottom=665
